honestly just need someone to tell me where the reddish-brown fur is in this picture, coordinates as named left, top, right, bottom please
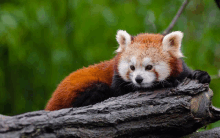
left=45, top=33, right=182, bottom=111
left=45, top=59, right=115, bottom=111
left=169, top=55, right=183, bottom=77
left=133, top=33, right=163, bottom=46
left=132, top=33, right=182, bottom=78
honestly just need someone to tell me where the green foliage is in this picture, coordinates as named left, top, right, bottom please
left=0, top=0, right=220, bottom=129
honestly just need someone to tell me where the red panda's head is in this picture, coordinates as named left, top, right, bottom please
left=115, top=30, right=183, bottom=88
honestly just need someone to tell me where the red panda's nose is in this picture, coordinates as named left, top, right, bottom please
left=135, top=75, right=143, bottom=84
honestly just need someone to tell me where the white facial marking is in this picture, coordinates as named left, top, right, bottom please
left=142, top=57, right=151, bottom=66
left=130, top=56, right=137, bottom=65
left=118, top=59, right=129, bottom=81
left=154, top=61, right=170, bottom=81
left=132, top=68, right=155, bottom=88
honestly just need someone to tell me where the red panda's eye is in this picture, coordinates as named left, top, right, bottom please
left=130, top=65, right=135, bottom=71
left=145, top=65, right=153, bottom=70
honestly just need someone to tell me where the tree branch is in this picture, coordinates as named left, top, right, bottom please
left=0, top=79, right=220, bottom=137
left=185, top=127, right=220, bottom=138
left=162, top=0, right=189, bottom=35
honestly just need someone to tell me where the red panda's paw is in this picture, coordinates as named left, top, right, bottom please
left=190, top=70, right=211, bottom=84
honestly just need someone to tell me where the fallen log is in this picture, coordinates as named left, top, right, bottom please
left=186, top=126, right=220, bottom=138
left=0, top=79, right=220, bottom=138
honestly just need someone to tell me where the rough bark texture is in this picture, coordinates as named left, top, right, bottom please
left=186, top=127, right=220, bottom=138
left=0, top=79, right=220, bottom=138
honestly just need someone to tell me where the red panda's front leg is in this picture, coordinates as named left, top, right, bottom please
left=188, top=70, right=211, bottom=84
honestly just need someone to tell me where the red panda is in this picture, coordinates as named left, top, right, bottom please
left=45, top=30, right=210, bottom=111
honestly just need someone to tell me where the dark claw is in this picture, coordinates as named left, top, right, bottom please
left=190, top=70, right=211, bottom=84
left=187, top=73, right=193, bottom=79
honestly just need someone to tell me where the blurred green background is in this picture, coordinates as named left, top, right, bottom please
left=0, top=0, right=220, bottom=129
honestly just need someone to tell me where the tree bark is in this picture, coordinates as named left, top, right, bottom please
left=185, top=127, right=220, bottom=138
left=0, top=79, right=220, bottom=138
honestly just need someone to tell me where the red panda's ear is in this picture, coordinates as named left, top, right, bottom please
left=162, top=31, right=184, bottom=58
left=116, top=30, right=131, bottom=53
